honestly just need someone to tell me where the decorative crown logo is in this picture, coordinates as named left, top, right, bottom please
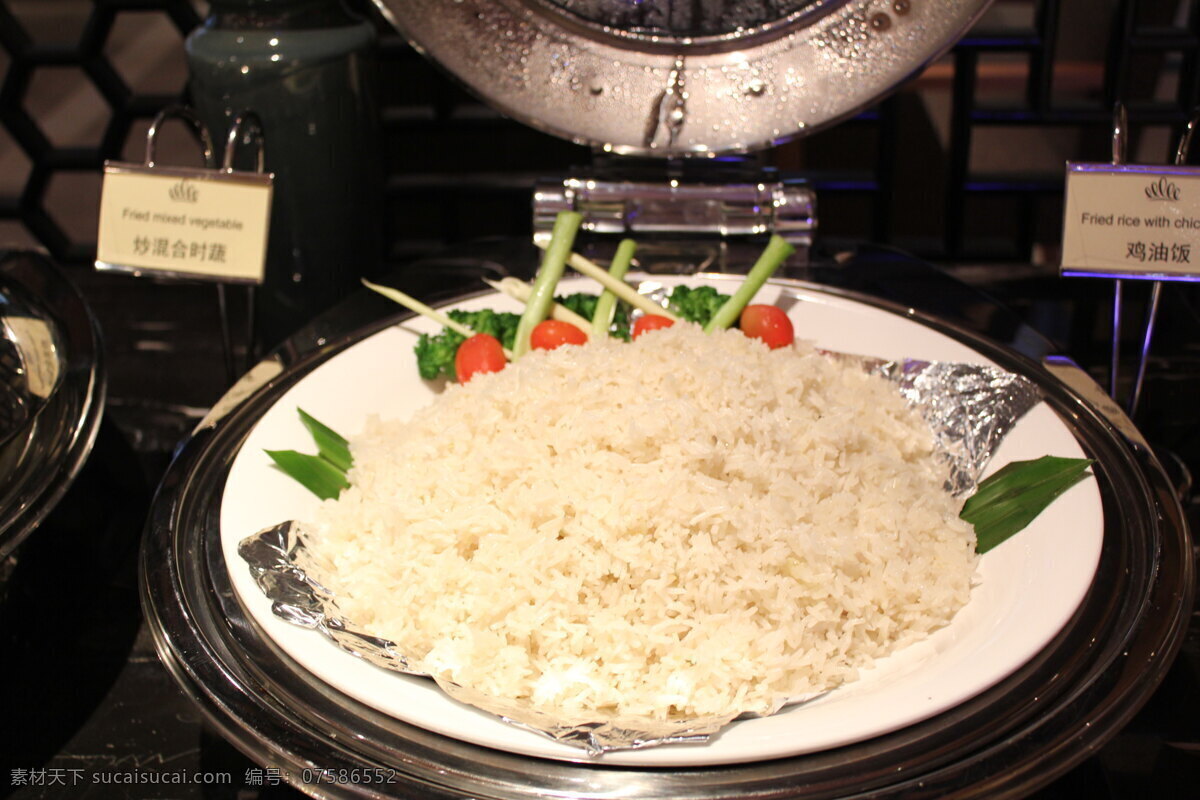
left=169, top=179, right=198, bottom=203
left=1144, top=176, right=1180, bottom=201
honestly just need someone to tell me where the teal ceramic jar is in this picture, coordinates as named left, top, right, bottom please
left=186, top=0, right=383, bottom=350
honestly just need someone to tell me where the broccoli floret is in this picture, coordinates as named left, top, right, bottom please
left=556, top=292, right=631, bottom=340
left=668, top=285, right=730, bottom=326
left=414, top=329, right=464, bottom=380
left=411, top=293, right=642, bottom=382
left=555, top=292, right=597, bottom=322
left=413, top=309, right=521, bottom=381
left=451, top=308, right=521, bottom=350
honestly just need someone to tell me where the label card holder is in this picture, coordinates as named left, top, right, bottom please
left=1059, top=103, right=1199, bottom=418
left=97, top=106, right=272, bottom=284
left=1061, top=162, right=1200, bottom=281
left=96, top=163, right=272, bottom=283
left=95, top=106, right=271, bottom=384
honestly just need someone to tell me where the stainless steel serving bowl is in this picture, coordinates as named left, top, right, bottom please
left=141, top=247, right=1192, bottom=799
left=372, top=0, right=995, bottom=156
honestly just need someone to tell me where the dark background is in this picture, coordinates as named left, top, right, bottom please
left=0, top=1, right=1197, bottom=798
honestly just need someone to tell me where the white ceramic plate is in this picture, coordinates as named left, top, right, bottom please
left=219, top=274, right=1103, bottom=767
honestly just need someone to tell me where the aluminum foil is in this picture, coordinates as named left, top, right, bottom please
left=238, top=519, right=740, bottom=755
left=238, top=354, right=1041, bottom=756
left=825, top=353, right=1044, bottom=496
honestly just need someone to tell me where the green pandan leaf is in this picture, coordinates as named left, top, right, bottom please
left=265, top=409, right=354, bottom=500
left=298, top=408, right=352, bottom=473
left=962, top=455, right=1094, bottom=554
left=265, top=449, right=350, bottom=501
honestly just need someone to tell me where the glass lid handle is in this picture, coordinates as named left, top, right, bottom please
left=534, top=174, right=815, bottom=267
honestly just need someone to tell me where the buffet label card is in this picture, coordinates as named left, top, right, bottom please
left=95, top=162, right=272, bottom=283
left=1061, top=162, right=1200, bottom=281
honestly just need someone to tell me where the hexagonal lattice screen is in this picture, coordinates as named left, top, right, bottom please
left=1, top=0, right=1198, bottom=266
left=105, top=12, right=188, bottom=98
left=7, top=0, right=90, bottom=47
left=24, top=66, right=110, bottom=149
left=44, top=168, right=103, bottom=246
left=0, top=123, right=30, bottom=197
left=0, top=0, right=200, bottom=263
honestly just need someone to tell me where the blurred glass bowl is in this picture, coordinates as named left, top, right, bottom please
left=0, top=250, right=104, bottom=564
left=0, top=274, right=66, bottom=446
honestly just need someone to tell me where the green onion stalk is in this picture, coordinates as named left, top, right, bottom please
left=513, top=211, right=584, bottom=358
left=592, top=239, right=637, bottom=336
left=484, top=278, right=592, bottom=334
left=704, top=235, right=795, bottom=332
left=550, top=248, right=679, bottom=320
left=362, top=278, right=515, bottom=359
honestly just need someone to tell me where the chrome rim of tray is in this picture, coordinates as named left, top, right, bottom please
left=140, top=274, right=1193, bottom=800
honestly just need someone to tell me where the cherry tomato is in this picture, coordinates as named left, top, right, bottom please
left=739, top=304, right=794, bottom=349
left=530, top=319, right=588, bottom=350
left=455, top=333, right=507, bottom=382
left=632, top=314, right=675, bottom=339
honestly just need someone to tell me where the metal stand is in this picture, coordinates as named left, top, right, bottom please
left=142, top=105, right=266, bottom=385
left=218, top=112, right=266, bottom=380
left=1109, top=103, right=1127, bottom=401
left=1105, top=103, right=1197, bottom=418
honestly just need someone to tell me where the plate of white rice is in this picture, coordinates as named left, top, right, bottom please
left=219, top=274, right=1103, bottom=766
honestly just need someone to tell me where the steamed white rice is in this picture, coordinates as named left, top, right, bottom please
left=307, top=322, right=978, bottom=721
